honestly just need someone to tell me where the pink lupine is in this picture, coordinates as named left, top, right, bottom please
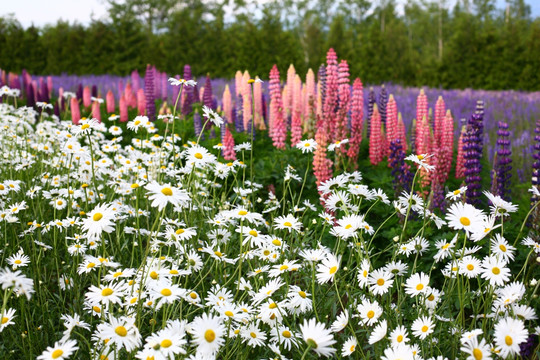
left=385, top=94, right=398, bottom=152
left=235, top=71, right=243, bottom=97
left=119, top=95, right=128, bottom=122
left=222, top=127, right=237, bottom=161
left=47, top=76, right=53, bottom=98
left=347, top=78, right=364, bottom=160
left=323, top=48, right=339, bottom=142
left=106, top=90, right=115, bottom=113
left=415, top=89, right=428, bottom=154
left=83, top=86, right=92, bottom=108
left=242, top=86, right=252, bottom=132
left=137, top=88, right=146, bottom=116
left=369, top=105, right=384, bottom=165
left=314, top=115, right=333, bottom=187
left=434, top=96, right=446, bottom=143
left=291, top=75, right=303, bottom=146
left=286, top=64, right=296, bottom=116
left=58, top=87, right=64, bottom=110
left=269, top=65, right=286, bottom=149
left=222, top=85, right=232, bottom=124
left=304, top=69, right=317, bottom=135
left=397, top=113, right=407, bottom=151
left=70, top=97, right=81, bottom=125
left=336, top=60, right=350, bottom=148
left=92, top=100, right=101, bottom=122
left=125, top=83, right=136, bottom=108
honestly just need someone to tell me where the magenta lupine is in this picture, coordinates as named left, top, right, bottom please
left=125, top=83, right=136, bottom=108
left=131, top=69, right=140, bottom=94
left=91, top=100, right=101, bottom=122
left=203, top=74, right=214, bottom=109
left=415, top=89, right=429, bottom=155
left=222, top=85, right=232, bottom=124
left=106, top=90, right=115, bottom=113
left=242, top=83, right=252, bottom=134
left=304, top=69, right=317, bottom=135
left=223, top=126, right=237, bottom=161
left=269, top=65, right=286, bottom=149
left=119, top=95, right=128, bottom=123
left=70, top=97, right=81, bottom=125
left=434, top=96, right=446, bottom=144
left=47, top=76, right=53, bottom=98
left=182, top=64, right=194, bottom=116
left=291, top=75, right=303, bottom=146
left=336, top=60, right=350, bottom=148
left=347, top=78, right=363, bottom=161
left=83, top=86, right=91, bottom=108
left=397, top=113, right=407, bottom=151
left=369, top=105, right=384, bottom=165
left=323, top=48, right=339, bottom=142
left=137, top=88, right=146, bottom=116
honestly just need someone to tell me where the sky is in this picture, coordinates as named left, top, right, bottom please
left=1, top=0, right=539, bottom=28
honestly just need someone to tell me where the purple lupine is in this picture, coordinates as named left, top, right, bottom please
left=144, top=64, right=156, bottom=121
left=26, top=83, right=35, bottom=108
left=193, top=110, right=204, bottom=140
left=464, top=100, right=485, bottom=206
left=235, top=96, right=244, bottom=133
left=532, top=119, right=540, bottom=222
left=91, top=85, right=98, bottom=98
left=76, top=84, right=83, bottom=104
left=378, top=85, right=387, bottom=124
left=40, top=81, right=50, bottom=103
left=131, top=69, right=140, bottom=94
left=318, top=64, right=326, bottom=111
left=367, top=87, right=376, bottom=135
left=262, top=94, right=268, bottom=127
left=492, top=121, right=512, bottom=200
left=389, top=139, right=412, bottom=196
left=193, top=83, right=200, bottom=104
left=203, top=74, right=214, bottom=109
left=519, top=334, right=538, bottom=359
left=182, top=65, right=194, bottom=116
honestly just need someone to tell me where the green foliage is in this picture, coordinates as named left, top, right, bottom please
left=1, top=0, right=540, bottom=90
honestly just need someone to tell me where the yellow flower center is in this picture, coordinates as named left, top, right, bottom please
left=304, top=143, right=310, bottom=147
left=280, top=265, right=289, bottom=271
left=161, top=187, right=173, bottom=196
left=505, top=335, right=513, bottom=346
left=161, top=339, right=172, bottom=348
left=421, top=325, right=429, bottom=332
left=93, top=306, right=101, bottom=313
left=52, top=349, right=64, bottom=359
left=190, top=292, right=198, bottom=299
left=250, top=332, right=257, bottom=338
left=467, top=264, right=474, bottom=271
left=176, top=229, right=185, bottom=235
left=345, top=224, right=352, bottom=229
left=101, top=288, right=113, bottom=296
left=160, top=288, right=172, bottom=296
left=442, top=243, right=450, bottom=250
left=453, top=189, right=461, bottom=195
left=283, top=221, right=292, bottom=227
left=473, top=348, right=483, bottom=360
left=367, top=310, right=375, bottom=319
left=263, top=250, right=270, bottom=256
left=14, top=260, right=21, bottom=264
left=115, top=326, right=127, bottom=337
left=416, top=284, right=424, bottom=291
left=329, top=266, right=338, bottom=274
left=150, top=271, right=158, bottom=279
left=499, top=244, right=507, bottom=252
left=214, top=251, right=223, bottom=257
left=428, top=294, right=435, bottom=301
left=81, top=124, right=90, bottom=130
left=249, top=230, right=258, bottom=237
left=113, top=272, right=123, bottom=277
left=224, top=310, right=234, bottom=317
left=131, top=183, right=139, bottom=189
left=418, top=155, right=424, bottom=160
left=492, top=267, right=500, bottom=275
left=269, top=302, right=277, bottom=309
left=397, top=335, right=403, bottom=343
left=298, top=291, right=307, bottom=298
left=93, top=213, right=103, bottom=221
left=460, top=217, right=471, bottom=226
left=1, top=317, right=8, bottom=324
left=350, top=345, right=356, bottom=352
left=194, top=153, right=203, bottom=159
left=377, top=278, right=385, bottom=286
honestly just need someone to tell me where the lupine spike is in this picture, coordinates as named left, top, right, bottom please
left=379, top=85, right=387, bottom=124
left=119, top=95, right=128, bottom=123
left=223, top=126, right=237, bottom=161
left=137, top=88, right=146, bottom=116
left=254, top=76, right=265, bottom=130
left=347, top=77, right=364, bottom=161
left=106, top=90, right=115, bottom=113
left=336, top=59, right=350, bottom=149
left=493, top=121, right=512, bottom=200
left=91, top=100, right=101, bottom=122
left=222, top=85, right=232, bottom=124
left=83, top=86, right=91, bottom=108
left=369, top=104, right=384, bottom=165
left=269, top=65, right=286, bottom=149
left=70, top=97, right=81, bottom=125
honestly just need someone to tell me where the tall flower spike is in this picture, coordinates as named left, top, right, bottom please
left=337, top=59, right=351, bottom=150
left=464, top=101, right=485, bottom=206
left=106, top=90, right=115, bottom=113
left=367, top=87, right=376, bottom=136
left=182, top=64, right=194, bottom=116
left=323, top=48, right=339, bottom=143
left=304, top=69, right=317, bottom=135
left=222, top=85, right=232, bottom=124
left=347, top=77, right=364, bottom=161
left=492, top=121, right=512, bottom=200
left=203, top=74, right=214, bottom=109
left=253, top=76, right=265, bottom=130
left=144, top=65, right=155, bottom=121
left=385, top=94, right=398, bottom=155
left=291, top=74, right=303, bottom=146
left=91, top=100, right=101, bottom=122
left=369, top=105, right=384, bottom=165
left=223, top=126, right=237, bottom=160
left=137, top=88, right=146, bottom=116
left=379, top=85, right=388, bottom=124
left=317, top=64, right=326, bottom=117
left=83, top=86, right=92, bottom=108
left=286, top=64, right=296, bottom=116
left=70, top=97, right=81, bottom=125
left=269, top=65, right=286, bottom=149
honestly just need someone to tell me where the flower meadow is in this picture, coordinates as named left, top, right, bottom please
left=0, top=49, right=539, bottom=360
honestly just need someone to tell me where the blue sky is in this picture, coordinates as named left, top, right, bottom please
left=1, top=0, right=539, bottom=28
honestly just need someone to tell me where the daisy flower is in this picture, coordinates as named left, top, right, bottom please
left=143, top=325, right=188, bottom=358
left=274, top=214, right=302, bottom=232
left=145, top=181, right=190, bottom=211
left=493, top=317, right=528, bottom=358
left=481, top=256, right=510, bottom=287
left=201, top=105, right=224, bottom=127
left=390, top=325, right=409, bottom=346
left=316, top=253, right=341, bottom=284
left=405, top=153, right=435, bottom=171
left=404, top=272, right=430, bottom=297
left=127, top=116, right=149, bottom=132
left=459, top=256, right=482, bottom=278
left=37, top=339, right=79, bottom=360
left=490, top=234, right=515, bottom=262
left=446, top=202, right=485, bottom=234
left=296, top=139, right=317, bottom=153
left=411, top=315, right=435, bottom=339
left=85, top=282, right=127, bottom=306
left=484, top=191, right=518, bottom=217
left=0, top=308, right=16, bottom=332
left=330, top=310, right=349, bottom=333
left=73, top=118, right=100, bottom=136
left=328, top=138, right=349, bottom=151
left=460, top=336, right=493, bottom=360
left=240, top=322, right=267, bottom=348
left=356, top=299, right=383, bottom=326
left=381, top=344, right=414, bottom=360
left=341, top=336, right=358, bottom=357
left=183, top=145, right=217, bottom=168
left=7, top=249, right=30, bottom=269
left=299, top=318, right=337, bottom=358
left=446, top=186, right=468, bottom=201
left=82, top=203, right=116, bottom=239
left=168, top=77, right=197, bottom=87
left=95, top=316, right=141, bottom=352
left=270, top=326, right=298, bottom=351
left=188, top=313, right=226, bottom=356
left=369, top=319, right=388, bottom=344
left=367, top=269, right=394, bottom=296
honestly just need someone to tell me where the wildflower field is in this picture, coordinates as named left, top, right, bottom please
left=0, top=49, right=539, bottom=360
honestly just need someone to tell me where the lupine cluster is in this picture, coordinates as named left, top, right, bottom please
left=492, top=121, right=512, bottom=201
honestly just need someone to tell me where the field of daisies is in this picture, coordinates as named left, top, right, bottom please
left=0, top=77, right=539, bottom=360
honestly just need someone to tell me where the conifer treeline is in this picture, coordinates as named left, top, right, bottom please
left=1, top=0, right=539, bottom=90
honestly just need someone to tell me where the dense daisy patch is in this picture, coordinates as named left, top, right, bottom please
left=0, top=102, right=538, bottom=359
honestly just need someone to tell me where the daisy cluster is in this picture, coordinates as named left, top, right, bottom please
left=0, top=101, right=538, bottom=360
